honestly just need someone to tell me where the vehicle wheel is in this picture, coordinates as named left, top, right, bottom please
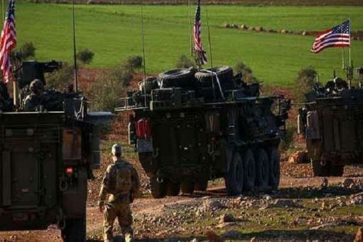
left=329, top=165, right=344, bottom=176
left=243, top=149, right=256, bottom=192
left=312, top=159, right=329, bottom=177
left=138, top=76, right=158, bottom=93
left=195, top=66, right=235, bottom=90
left=138, top=152, right=156, bottom=176
left=166, top=180, right=180, bottom=196
left=181, top=180, right=195, bottom=194
left=255, top=148, right=270, bottom=191
left=225, top=151, right=244, bottom=195
left=195, top=168, right=209, bottom=191
left=150, top=176, right=167, bottom=198
left=61, top=217, right=86, bottom=242
left=158, top=68, right=196, bottom=88
left=195, top=179, right=208, bottom=191
left=269, top=147, right=280, bottom=190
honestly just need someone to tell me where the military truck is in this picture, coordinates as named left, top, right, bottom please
left=116, top=66, right=290, bottom=198
left=0, top=61, right=111, bottom=242
left=298, top=67, right=363, bottom=176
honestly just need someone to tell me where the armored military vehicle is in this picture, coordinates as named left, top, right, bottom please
left=298, top=67, right=363, bottom=176
left=0, top=61, right=111, bottom=242
left=116, top=66, right=290, bottom=198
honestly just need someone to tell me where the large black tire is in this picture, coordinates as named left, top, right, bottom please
left=269, top=148, right=280, bottom=190
left=195, top=179, right=208, bottom=191
left=195, top=168, right=209, bottom=191
left=166, top=180, right=180, bottom=196
left=225, top=151, right=244, bottom=195
left=329, top=165, right=344, bottom=176
left=150, top=176, right=167, bottom=198
left=195, top=66, right=235, bottom=90
left=312, top=159, right=330, bottom=177
left=61, top=217, right=86, bottom=242
left=138, top=152, right=156, bottom=176
left=138, top=76, right=158, bottom=93
left=255, top=148, right=270, bottom=191
left=158, top=68, right=196, bottom=88
left=181, top=180, right=195, bottom=194
left=197, top=87, right=218, bottom=101
left=243, top=149, right=256, bottom=192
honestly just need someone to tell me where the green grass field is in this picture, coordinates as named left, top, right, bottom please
left=15, top=2, right=363, bottom=86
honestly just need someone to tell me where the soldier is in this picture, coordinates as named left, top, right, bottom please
left=0, top=82, right=12, bottom=111
left=98, top=144, right=140, bottom=242
left=23, top=79, right=44, bottom=111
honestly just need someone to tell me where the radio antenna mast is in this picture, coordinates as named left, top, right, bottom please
left=72, top=0, right=78, bottom=92
left=141, top=2, right=147, bottom=108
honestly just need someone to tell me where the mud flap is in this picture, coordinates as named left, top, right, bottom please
left=62, top=169, right=87, bottom=218
left=136, top=139, right=154, bottom=153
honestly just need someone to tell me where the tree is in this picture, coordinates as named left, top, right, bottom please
left=124, top=56, right=143, bottom=70
left=11, top=42, right=36, bottom=62
left=89, top=56, right=135, bottom=111
left=76, top=48, right=94, bottom=65
left=234, top=61, right=260, bottom=84
left=294, top=66, right=317, bottom=102
left=46, top=63, right=73, bottom=90
left=176, top=55, right=195, bottom=68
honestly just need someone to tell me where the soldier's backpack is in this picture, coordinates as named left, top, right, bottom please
left=106, top=161, right=133, bottom=195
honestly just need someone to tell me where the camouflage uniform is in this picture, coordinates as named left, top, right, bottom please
left=98, top=144, right=140, bottom=242
left=23, top=79, right=44, bottom=111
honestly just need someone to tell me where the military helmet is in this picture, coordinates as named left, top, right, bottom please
left=111, top=143, right=122, bottom=156
left=29, top=79, right=44, bottom=93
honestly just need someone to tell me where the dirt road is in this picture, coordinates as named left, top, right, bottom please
left=1, top=164, right=363, bottom=242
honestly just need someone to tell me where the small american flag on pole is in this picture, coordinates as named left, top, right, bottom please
left=311, top=20, right=350, bottom=54
left=193, top=0, right=207, bottom=65
left=0, top=0, right=16, bottom=83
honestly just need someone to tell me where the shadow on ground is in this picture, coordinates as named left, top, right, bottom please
left=274, top=186, right=361, bottom=199
left=234, top=229, right=354, bottom=241
left=177, top=185, right=361, bottom=200
left=87, top=229, right=355, bottom=241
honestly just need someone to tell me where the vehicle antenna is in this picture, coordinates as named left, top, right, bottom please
left=205, top=5, right=213, bottom=68
left=140, top=2, right=147, bottom=108
left=188, top=0, right=193, bottom=56
left=72, top=0, right=78, bottom=92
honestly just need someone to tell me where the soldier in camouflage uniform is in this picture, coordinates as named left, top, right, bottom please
left=23, top=79, right=44, bottom=111
left=98, top=144, right=140, bottom=242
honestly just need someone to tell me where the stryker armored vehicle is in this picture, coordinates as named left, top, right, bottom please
left=0, top=61, right=111, bottom=242
left=298, top=67, right=363, bottom=177
left=116, top=66, right=290, bottom=198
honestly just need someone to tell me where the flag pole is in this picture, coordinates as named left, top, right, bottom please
left=348, top=18, right=352, bottom=68
left=188, top=0, right=193, bottom=56
left=205, top=4, right=213, bottom=68
left=140, top=1, right=147, bottom=108
left=341, top=48, right=345, bottom=69
left=72, top=0, right=78, bottom=92
left=140, top=3, right=146, bottom=78
left=12, top=76, right=18, bottom=106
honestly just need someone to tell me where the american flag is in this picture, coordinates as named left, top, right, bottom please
left=0, top=0, right=16, bottom=83
left=193, top=0, right=207, bottom=65
left=311, top=20, right=350, bottom=54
